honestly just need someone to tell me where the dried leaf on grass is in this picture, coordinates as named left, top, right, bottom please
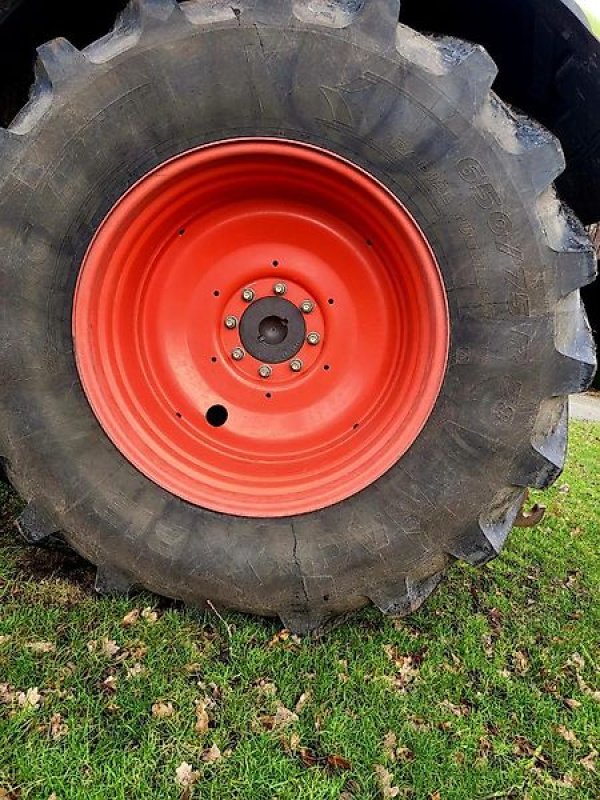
left=195, top=699, right=210, bottom=734
left=122, top=608, right=140, bottom=626
left=175, top=761, right=198, bottom=788
left=152, top=701, right=174, bottom=719
left=141, top=607, right=159, bottom=623
left=326, top=754, right=351, bottom=770
left=374, top=764, right=401, bottom=799
left=49, top=712, right=69, bottom=741
left=201, top=743, right=222, bottom=763
left=17, top=687, right=41, bottom=710
left=260, top=704, right=298, bottom=730
left=24, top=641, right=55, bottom=654
left=579, top=750, right=598, bottom=773
left=555, top=725, right=581, bottom=747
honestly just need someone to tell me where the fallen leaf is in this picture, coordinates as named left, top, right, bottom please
left=295, top=692, right=311, bottom=713
left=17, top=687, right=41, bottom=709
left=100, top=638, right=120, bottom=658
left=195, top=699, right=210, bottom=734
left=141, top=607, right=159, bottom=623
left=25, top=641, right=55, bottom=654
left=122, top=608, right=140, bottom=626
left=579, top=749, right=598, bottom=773
left=513, top=650, right=529, bottom=675
left=261, top=703, right=298, bottom=730
left=395, top=747, right=414, bottom=763
left=576, top=674, right=600, bottom=702
left=152, top=701, right=174, bottom=718
left=564, top=698, right=582, bottom=710
left=0, top=684, right=15, bottom=705
left=326, top=754, right=351, bottom=770
left=430, top=793, right=441, bottom=800
left=99, top=675, right=118, bottom=695
left=555, top=725, right=581, bottom=747
left=49, top=712, right=68, bottom=741
left=441, top=699, right=470, bottom=717
left=374, top=764, right=400, bottom=799
left=289, top=732, right=301, bottom=751
left=298, top=747, right=319, bottom=768
left=175, top=761, right=198, bottom=788
left=201, top=743, right=222, bottom=763
left=255, top=678, right=277, bottom=696
left=126, top=662, right=144, bottom=679
left=268, top=629, right=290, bottom=646
left=383, top=731, right=397, bottom=759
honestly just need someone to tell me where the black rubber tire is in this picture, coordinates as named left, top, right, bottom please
left=0, top=0, right=596, bottom=634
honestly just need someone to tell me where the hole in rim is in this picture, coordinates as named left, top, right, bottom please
left=178, top=228, right=186, bottom=236
left=353, top=423, right=359, bottom=430
left=366, top=238, right=373, bottom=247
left=272, top=260, right=279, bottom=267
left=175, top=412, right=182, bottom=419
left=206, top=404, right=228, bottom=427
left=265, top=392, right=272, bottom=399
left=324, top=364, right=330, bottom=371
left=213, top=290, right=220, bottom=297
left=328, top=298, right=335, bottom=305
left=211, top=356, right=217, bottom=363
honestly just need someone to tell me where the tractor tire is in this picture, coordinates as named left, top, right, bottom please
left=0, top=0, right=596, bottom=634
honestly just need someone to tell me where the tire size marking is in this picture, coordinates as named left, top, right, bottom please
left=457, top=158, right=525, bottom=267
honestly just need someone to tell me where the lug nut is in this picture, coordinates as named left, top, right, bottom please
left=258, top=365, right=272, bottom=379
left=231, top=347, right=245, bottom=361
left=273, top=282, right=287, bottom=296
left=290, top=359, right=303, bottom=373
left=306, top=332, right=320, bottom=346
left=300, top=300, right=314, bottom=314
left=241, top=288, right=255, bottom=302
left=224, top=315, right=238, bottom=330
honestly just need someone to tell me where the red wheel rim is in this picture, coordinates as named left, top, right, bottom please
left=73, top=139, right=449, bottom=517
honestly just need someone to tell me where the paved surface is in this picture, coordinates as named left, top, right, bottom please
left=570, top=392, right=600, bottom=422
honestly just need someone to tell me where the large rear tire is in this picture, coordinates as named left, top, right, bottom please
left=0, top=0, right=595, bottom=633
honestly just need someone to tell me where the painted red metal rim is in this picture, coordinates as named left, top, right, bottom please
left=73, top=138, right=449, bottom=517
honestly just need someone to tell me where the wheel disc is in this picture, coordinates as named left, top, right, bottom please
left=73, top=138, right=449, bottom=517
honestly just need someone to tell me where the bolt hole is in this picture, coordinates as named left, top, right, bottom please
left=178, top=228, right=186, bottom=236
left=175, top=411, right=182, bottom=419
left=366, top=239, right=373, bottom=247
left=328, top=298, right=335, bottom=305
left=213, top=290, right=220, bottom=297
left=206, top=404, right=228, bottom=427
left=353, top=423, right=359, bottom=430
left=211, top=356, right=217, bottom=363
left=265, top=392, right=272, bottom=399
left=272, top=260, right=279, bottom=267
left=324, top=364, right=330, bottom=371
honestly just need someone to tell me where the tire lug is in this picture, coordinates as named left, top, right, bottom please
left=241, top=288, right=255, bottom=302
left=306, top=332, right=320, bottom=346
left=258, top=365, right=272, bottom=379
left=300, top=300, right=314, bottom=314
left=231, top=347, right=245, bottom=361
left=273, top=282, right=287, bottom=296
left=290, top=359, right=303, bottom=373
left=224, top=315, right=238, bottom=330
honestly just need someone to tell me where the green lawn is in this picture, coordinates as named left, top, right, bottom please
left=0, top=422, right=599, bottom=800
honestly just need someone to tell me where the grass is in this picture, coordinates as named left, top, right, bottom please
left=0, top=421, right=599, bottom=800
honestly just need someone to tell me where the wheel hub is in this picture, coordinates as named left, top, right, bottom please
left=72, top=138, right=449, bottom=517
left=239, top=296, right=306, bottom=363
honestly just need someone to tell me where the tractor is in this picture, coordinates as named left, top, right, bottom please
left=0, top=0, right=598, bottom=634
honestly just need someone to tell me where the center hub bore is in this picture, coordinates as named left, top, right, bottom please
left=240, top=296, right=306, bottom=364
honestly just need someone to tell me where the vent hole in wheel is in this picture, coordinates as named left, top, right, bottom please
left=206, top=405, right=228, bottom=427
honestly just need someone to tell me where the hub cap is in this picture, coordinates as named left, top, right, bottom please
left=73, top=139, right=449, bottom=517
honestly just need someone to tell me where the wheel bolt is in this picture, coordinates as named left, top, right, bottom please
left=241, top=288, right=255, bottom=302
left=290, top=359, right=303, bottom=373
left=300, top=300, right=314, bottom=314
left=273, top=282, right=287, bottom=296
left=258, top=365, right=272, bottom=379
left=224, top=315, right=238, bottom=330
left=306, top=332, right=320, bottom=346
left=231, top=347, right=245, bottom=361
